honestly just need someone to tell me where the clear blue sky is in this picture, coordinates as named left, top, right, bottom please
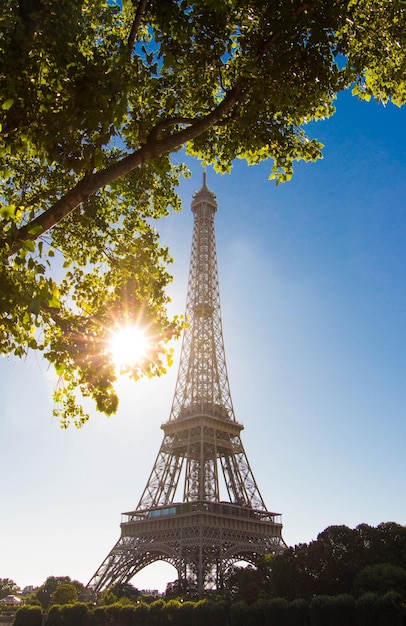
left=1, top=90, right=405, bottom=593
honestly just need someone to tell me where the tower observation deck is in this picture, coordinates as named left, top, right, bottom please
left=87, top=174, right=285, bottom=597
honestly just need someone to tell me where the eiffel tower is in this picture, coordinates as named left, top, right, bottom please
left=87, top=174, right=285, bottom=597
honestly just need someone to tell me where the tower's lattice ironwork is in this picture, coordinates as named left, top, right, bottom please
left=87, top=175, right=285, bottom=597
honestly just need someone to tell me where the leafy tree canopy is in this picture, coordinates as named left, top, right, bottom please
left=98, top=582, right=141, bottom=605
left=223, top=556, right=274, bottom=604
left=270, top=522, right=406, bottom=599
left=352, top=562, right=406, bottom=599
left=1, top=0, right=405, bottom=425
left=33, top=576, right=84, bottom=609
left=50, top=584, right=78, bottom=606
left=0, top=578, right=20, bottom=600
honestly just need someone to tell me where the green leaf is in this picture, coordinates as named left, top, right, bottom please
left=28, top=224, right=44, bottom=236
left=1, top=99, right=14, bottom=111
left=0, top=204, right=17, bottom=219
left=23, top=240, right=36, bottom=252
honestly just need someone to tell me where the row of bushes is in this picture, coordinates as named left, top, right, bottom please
left=14, top=592, right=404, bottom=626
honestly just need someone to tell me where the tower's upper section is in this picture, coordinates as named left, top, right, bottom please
left=168, top=173, right=235, bottom=423
left=191, top=171, right=217, bottom=216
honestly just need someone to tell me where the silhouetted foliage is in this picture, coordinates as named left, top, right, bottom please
left=194, top=599, right=229, bottom=626
left=13, top=591, right=404, bottom=626
left=270, top=522, right=406, bottom=599
left=224, top=557, right=272, bottom=604
left=60, top=603, right=89, bottom=626
left=310, top=594, right=357, bottom=626
left=46, top=605, right=62, bottom=626
left=34, top=576, right=85, bottom=609
left=353, top=562, right=406, bottom=598
left=229, top=601, right=253, bottom=626
left=102, top=583, right=141, bottom=604
left=356, top=591, right=403, bottom=626
left=6, top=521, right=406, bottom=626
left=50, top=583, right=78, bottom=606
left=288, top=599, right=309, bottom=626
left=0, top=578, right=20, bottom=599
left=176, top=601, right=195, bottom=626
left=14, top=606, right=42, bottom=626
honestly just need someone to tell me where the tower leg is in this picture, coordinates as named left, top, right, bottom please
left=198, top=543, right=204, bottom=598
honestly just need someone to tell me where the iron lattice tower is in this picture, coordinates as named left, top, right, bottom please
left=87, top=175, right=285, bottom=597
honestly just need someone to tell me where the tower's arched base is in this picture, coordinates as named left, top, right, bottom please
left=87, top=501, right=285, bottom=598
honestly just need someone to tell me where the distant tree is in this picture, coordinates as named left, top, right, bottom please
left=50, top=583, right=78, bottom=606
left=165, top=577, right=197, bottom=600
left=34, top=576, right=84, bottom=609
left=269, top=543, right=316, bottom=600
left=356, top=522, right=406, bottom=568
left=224, top=558, right=273, bottom=604
left=373, top=523, right=406, bottom=568
left=306, top=525, right=366, bottom=595
left=0, top=578, right=20, bottom=599
left=23, top=598, right=42, bottom=608
left=1, top=1, right=405, bottom=426
left=352, top=563, right=406, bottom=599
left=270, top=522, right=406, bottom=600
left=97, top=590, right=118, bottom=606
left=102, top=582, right=141, bottom=604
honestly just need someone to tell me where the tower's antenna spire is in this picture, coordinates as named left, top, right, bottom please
left=202, top=166, right=207, bottom=188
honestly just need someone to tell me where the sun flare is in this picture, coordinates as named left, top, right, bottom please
left=109, top=325, right=150, bottom=371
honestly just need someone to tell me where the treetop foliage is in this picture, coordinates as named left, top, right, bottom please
left=270, top=522, right=406, bottom=600
left=1, top=0, right=405, bottom=425
left=31, top=576, right=85, bottom=609
left=0, top=577, right=20, bottom=600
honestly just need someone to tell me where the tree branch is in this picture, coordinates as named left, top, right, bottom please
left=9, top=85, right=243, bottom=256
left=147, top=117, right=196, bottom=142
left=127, top=0, right=148, bottom=59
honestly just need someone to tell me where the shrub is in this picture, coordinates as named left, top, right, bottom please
left=310, top=595, right=332, bottom=626
left=132, top=602, right=149, bottom=626
left=377, top=592, right=403, bottom=626
left=229, top=601, right=252, bottom=626
left=147, top=599, right=166, bottom=626
left=329, top=594, right=356, bottom=626
left=355, top=592, right=403, bottom=626
left=61, top=602, right=90, bottom=626
left=14, top=605, right=43, bottom=626
left=176, top=601, right=195, bottom=626
left=193, top=599, right=229, bottom=626
left=47, top=605, right=63, bottom=626
left=288, top=599, right=309, bottom=626
left=161, top=599, right=181, bottom=625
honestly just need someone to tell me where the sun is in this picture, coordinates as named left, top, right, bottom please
left=109, top=324, right=150, bottom=371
